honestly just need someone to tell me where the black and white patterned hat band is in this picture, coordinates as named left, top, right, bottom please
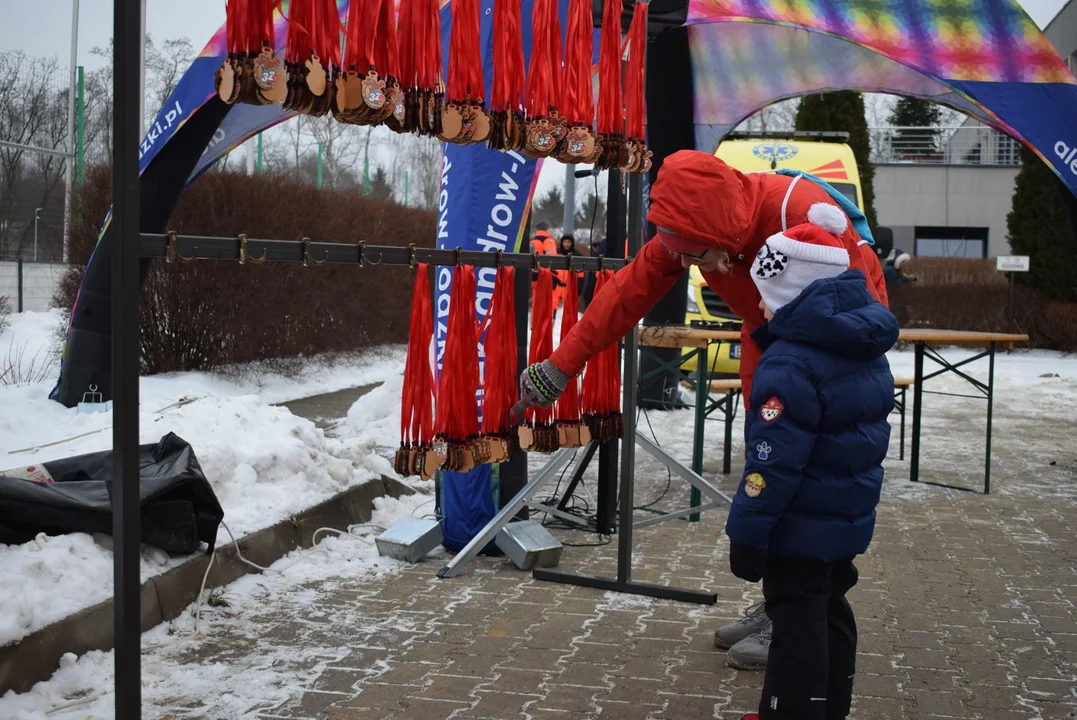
left=753, top=244, right=789, bottom=280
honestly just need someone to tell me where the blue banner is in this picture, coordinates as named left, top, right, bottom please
left=948, top=81, right=1077, bottom=202
left=434, top=0, right=544, bottom=551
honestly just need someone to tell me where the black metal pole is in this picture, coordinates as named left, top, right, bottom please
left=596, top=170, right=626, bottom=535
left=16, top=258, right=23, bottom=313
left=112, top=0, right=143, bottom=716
left=638, top=26, right=694, bottom=409
left=617, top=173, right=644, bottom=582
left=502, top=263, right=531, bottom=519
left=1008, top=272, right=1015, bottom=324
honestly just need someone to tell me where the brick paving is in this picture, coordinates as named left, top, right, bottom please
left=169, top=385, right=1077, bottom=720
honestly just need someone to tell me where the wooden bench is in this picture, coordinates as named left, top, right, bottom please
left=704, top=376, right=916, bottom=468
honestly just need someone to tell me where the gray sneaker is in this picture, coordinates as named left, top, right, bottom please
left=726, top=618, right=772, bottom=670
left=713, top=601, right=768, bottom=650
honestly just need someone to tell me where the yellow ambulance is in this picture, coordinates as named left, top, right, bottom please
left=682, top=131, right=866, bottom=377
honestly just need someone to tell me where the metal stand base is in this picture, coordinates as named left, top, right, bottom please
left=532, top=568, right=717, bottom=604
left=530, top=174, right=722, bottom=607
left=436, top=448, right=583, bottom=579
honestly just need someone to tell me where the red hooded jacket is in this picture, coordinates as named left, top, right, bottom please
left=550, top=151, right=889, bottom=407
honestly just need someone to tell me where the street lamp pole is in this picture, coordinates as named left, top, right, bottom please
left=34, top=208, right=42, bottom=262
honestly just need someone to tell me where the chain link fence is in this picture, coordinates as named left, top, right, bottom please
left=0, top=50, right=77, bottom=264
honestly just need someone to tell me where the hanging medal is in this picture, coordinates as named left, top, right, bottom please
left=621, top=0, right=652, bottom=173
left=488, top=0, right=526, bottom=152
left=558, top=0, right=597, bottom=163
left=596, top=0, right=627, bottom=169
left=480, top=266, right=519, bottom=464
left=434, top=264, right=482, bottom=471
left=518, top=266, right=559, bottom=452
left=554, top=270, right=588, bottom=447
left=523, top=0, right=565, bottom=159
left=442, top=0, right=488, bottom=144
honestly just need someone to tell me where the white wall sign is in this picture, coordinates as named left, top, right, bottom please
left=996, top=256, right=1030, bottom=272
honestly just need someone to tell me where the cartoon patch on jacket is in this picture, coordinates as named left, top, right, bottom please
left=760, top=397, right=784, bottom=422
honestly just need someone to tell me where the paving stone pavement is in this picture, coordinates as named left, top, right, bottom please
left=165, top=383, right=1077, bottom=720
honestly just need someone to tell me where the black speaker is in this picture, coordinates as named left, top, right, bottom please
left=592, top=0, right=690, bottom=35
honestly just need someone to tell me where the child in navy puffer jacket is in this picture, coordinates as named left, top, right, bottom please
left=726, top=203, right=899, bottom=720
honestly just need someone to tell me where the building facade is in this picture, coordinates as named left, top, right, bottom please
left=868, top=0, right=1075, bottom=259
left=871, top=126, right=1020, bottom=258
left=1044, top=0, right=1077, bottom=75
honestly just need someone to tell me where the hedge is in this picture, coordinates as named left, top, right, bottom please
left=57, top=167, right=436, bottom=375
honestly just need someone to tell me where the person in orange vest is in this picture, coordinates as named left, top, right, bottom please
left=529, top=222, right=559, bottom=304
left=552, top=233, right=578, bottom=311
left=530, top=222, right=558, bottom=256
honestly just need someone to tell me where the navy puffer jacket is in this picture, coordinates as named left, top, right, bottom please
left=725, top=270, right=898, bottom=563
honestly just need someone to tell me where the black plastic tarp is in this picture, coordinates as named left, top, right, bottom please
left=0, top=433, right=224, bottom=553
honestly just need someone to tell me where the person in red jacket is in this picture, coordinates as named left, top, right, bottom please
left=515, top=150, right=887, bottom=414
left=512, top=150, right=890, bottom=675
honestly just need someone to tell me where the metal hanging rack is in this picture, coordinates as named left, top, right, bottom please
left=145, top=232, right=627, bottom=271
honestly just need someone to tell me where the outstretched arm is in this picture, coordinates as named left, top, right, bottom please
left=549, top=238, right=684, bottom=376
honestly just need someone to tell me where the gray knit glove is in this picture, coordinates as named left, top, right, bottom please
left=511, top=360, right=569, bottom=419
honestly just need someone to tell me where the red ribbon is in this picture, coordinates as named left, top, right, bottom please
left=581, top=270, right=621, bottom=420
left=397, top=0, right=417, bottom=88
left=436, top=265, right=481, bottom=443
left=526, top=0, right=562, bottom=119
left=227, top=0, right=276, bottom=55
left=596, top=0, right=624, bottom=136
left=481, top=266, right=519, bottom=437
left=527, top=267, right=556, bottom=425
left=401, top=264, right=435, bottom=448
left=446, top=0, right=484, bottom=103
left=562, top=0, right=595, bottom=126
left=555, top=271, right=582, bottom=423
left=343, top=0, right=383, bottom=73
left=421, top=0, right=443, bottom=92
left=623, top=1, right=648, bottom=142
left=374, top=0, right=398, bottom=81
left=491, top=0, right=526, bottom=113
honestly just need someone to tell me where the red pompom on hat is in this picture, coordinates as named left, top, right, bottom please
left=751, top=203, right=851, bottom=312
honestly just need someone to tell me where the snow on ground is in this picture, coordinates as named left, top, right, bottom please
left=0, top=311, right=412, bottom=647
left=0, top=491, right=439, bottom=720
left=3, top=306, right=1077, bottom=696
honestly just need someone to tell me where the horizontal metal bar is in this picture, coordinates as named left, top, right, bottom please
left=0, top=138, right=74, bottom=159
left=139, top=233, right=626, bottom=271
left=530, top=503, right=595, bottom=528
left=634, top=500, right=724, bottom=528
left=910, top=479, right=983, bottom=494
left=532, top=569, right=718, bottom=605
left=920, top=390, right=987, bottom=401
left=636, top=434, right=732, bottom=508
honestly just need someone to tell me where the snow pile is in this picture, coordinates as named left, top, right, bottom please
left=336, top=370, right=404, bottom=449
left=0, top=491, right=437, bottom=720
left=0, top=312, right=411, bottom=647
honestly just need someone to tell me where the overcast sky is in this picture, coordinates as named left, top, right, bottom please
left=0, top=0, right=1069, bottom=71
left=1, top=0, right=1069, bottom=217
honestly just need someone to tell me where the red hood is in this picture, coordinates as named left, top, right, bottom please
left=647, top=151, right=762, bottom=254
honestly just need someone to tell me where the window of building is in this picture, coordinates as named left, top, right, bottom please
left=995, top=134, right=1019, bottom=165
left=914, top=227, right=988, bottom=258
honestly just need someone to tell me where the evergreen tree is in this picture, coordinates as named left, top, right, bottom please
left=1006, top=147, right=1077, bottom=301
left=887, top=97, right=943, bottom=160
left=530, top=186, right=564, bottom=230
left=368, top=166, right=394, bottom=202
left=795, top=92, right=878, bottom=231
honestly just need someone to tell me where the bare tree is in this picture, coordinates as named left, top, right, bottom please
left=145, top=35, right=194, bottom=123
left=0, top=51, right=71, bottom=260
left=406, top=136, right=442, bottom=211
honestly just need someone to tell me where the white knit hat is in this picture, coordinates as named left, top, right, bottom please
left=752, top=203, right=851, bottom=313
